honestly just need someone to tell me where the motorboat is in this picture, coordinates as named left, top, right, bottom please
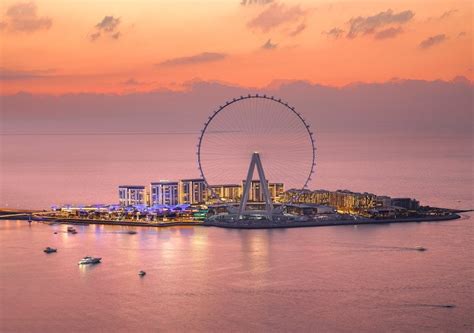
left=67, top=226, right=76, bottom=233
left=415, top=246, right=427, bottom=251
left=78, top=256, right=102, bottom=265
left=43, top=247, right=57, bottom=253
left=138, top=270, right=146, bottom=276
left=127, top=231, right=137, bottom=234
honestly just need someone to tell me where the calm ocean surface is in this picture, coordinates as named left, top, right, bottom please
left=0, top=214, right=473, bottom=332
left=1, top=133, right=473, bottom=332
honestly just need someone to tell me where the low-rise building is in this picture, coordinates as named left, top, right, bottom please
left=208, top=184, right=241, bottom=202
left=151, top=181, right=179, bottom=205
left=280, top=189, right=380, bottom=214
left=391, top=198, right=420, bottom=210
left=180, top=178, right=206, bottom=204
left=241, top=180, right=285, bottom=202
left=118, top=185, right=145, bottom=206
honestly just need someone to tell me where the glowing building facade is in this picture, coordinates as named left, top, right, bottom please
left=180, top=178, right=207, bottom=204
left=241, top=180, right=284, bottom=202
left=208, top=184, right=241, bottom=202
left=151, top=181, right=179, bottom=205
left=281, top=189, right=379, bottom=214
left=118, top=185, right=145, bottom=206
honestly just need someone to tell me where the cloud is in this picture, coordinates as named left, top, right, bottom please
left=0, top=67, right=55, bottom=80
left=439, top=9, right=457, bottom=20
left=89, top=32, right=101, bottom=41
left=458, top=31, right=466, bottom=38
left=419, top=34, right=447, bottom=49
left=240, top=0, right=273, bottom=5
left=374, top=27, right=404, bottom=40
left=96, top=16, right=120, bottom=32
left=247, top=3, right=308, bottom=32
left=157, top=52, right=227, bottom=67
left=289, top=23, right=306, bottom=36
left=90, top=16, right=122, bottom=41
left=2, top=2, right=52, bottom=33
left=323, top=27, right=345, bottom=39
left=261, top=39, right=277, bottom=50
left=121, top=78, right=154, bottom=86
left=347, top=9, right=414, bottom=38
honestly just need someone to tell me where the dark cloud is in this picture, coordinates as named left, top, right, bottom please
left=374, top=27, right=403, bottom=40
left=2, top=2, right=52, bottom=33
left=0, top=68, right=55, bottom=80
left=261, top=39, right=277, bottom=50
left=122, top=78, right=141, bottom=85
left=90, top=16, right=122, bottom=41
left=121, top=78, right=154, bottom=86
left=323, top=27, right=344, bottom=39
left=289, top=23, right=306, bottom=37
left=96, top=16, right=120, bottom=32
left=157, top=52, right=227, bottom=67
left=240, top=0, right=273, bottom=5
left=419, top=34, right=447, bottom=49
left=247, top=3, right=308, bottom=32
left=347, top=9, right=414, bottom=38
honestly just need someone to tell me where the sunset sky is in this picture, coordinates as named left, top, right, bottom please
left=0, top=0, right=473, bottom=209
left=0, top=0, right=472, bottom=94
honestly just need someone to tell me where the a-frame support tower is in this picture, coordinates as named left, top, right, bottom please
left=238, top=152, right=274, bottom=219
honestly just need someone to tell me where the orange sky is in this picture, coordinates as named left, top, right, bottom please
left=0, top=0, right=472, bottom=94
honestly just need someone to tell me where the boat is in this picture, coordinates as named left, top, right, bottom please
left=127, top=231, right=137, bottom=234
left=78, top=256, right=102, bottom=265
left=138, top=270, right=146, bottom=276
left=67, top=226, right=76, bottom=233
left=71, top=230, right=78, bottom=234
left=415, top=246, right=427, bottom=251
left=43, top=247, right=57, bottom=253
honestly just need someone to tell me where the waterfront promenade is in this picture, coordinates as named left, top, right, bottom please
left=0, top=209, right=463, bottom=229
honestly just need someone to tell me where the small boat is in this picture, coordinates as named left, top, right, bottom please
left=415, top=246, right=427, bottom=251
left=67, top=226, right=76, bottom=233
left=53, top=232, right=58, bottom=234
left=78, top=256, right=102, bottom=265
left=43, top=247, right=57, bottom=253
left=127, top=231, right=137, bottom=234
left=71, top=230, right=78, bottom=234
left=138, top=270, right=146, bottom=276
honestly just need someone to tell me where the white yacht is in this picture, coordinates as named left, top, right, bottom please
left=78, top=256, right=102, bottom=265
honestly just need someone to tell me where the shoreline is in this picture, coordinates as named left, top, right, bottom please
left=0, top=212, right=464, bottom=229
left=202, top=214, right=462, bottom=229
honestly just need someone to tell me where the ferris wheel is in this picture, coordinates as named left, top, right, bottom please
left=197, top=94, right=316, bottom=206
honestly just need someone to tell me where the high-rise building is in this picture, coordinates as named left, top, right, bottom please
left=150, top=181, right=179, bottom=205
left=180, top=178, right=206, bottom=204
left=118, top=185, right=145, bottom=206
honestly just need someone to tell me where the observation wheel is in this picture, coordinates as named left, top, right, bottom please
left=197, top=94, right=316, bottom=201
